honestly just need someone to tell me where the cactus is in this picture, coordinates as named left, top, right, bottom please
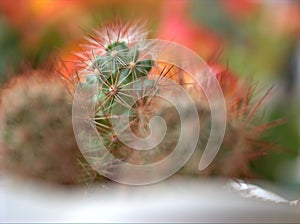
left=179, top=64, right=281, bottom=178
left=62, top=21, right=280, bottom=181
left=66, top=22, right=163, bottom=167
left=0, top=71, right=105, bottom=185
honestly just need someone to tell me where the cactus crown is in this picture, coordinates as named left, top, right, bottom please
left=72, top=23, right=162, bottom=167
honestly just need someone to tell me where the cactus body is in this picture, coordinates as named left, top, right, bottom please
left=0, top=71, right=103, bottom=184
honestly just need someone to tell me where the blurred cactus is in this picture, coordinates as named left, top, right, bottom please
left=0, top=71, right=103, bottom=185
left=179, top=64, right=283, bottom=178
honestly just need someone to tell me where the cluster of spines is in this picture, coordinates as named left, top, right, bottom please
left=71, top=22, right=156, bottom=163
left=61, top=22, right=283, bottom=179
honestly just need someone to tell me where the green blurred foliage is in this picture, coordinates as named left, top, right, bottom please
left=0, top=18, right=22, bottom=82
left=191, top=0, right=296, bottom=81
left=251, top=103, right=300, bottom=191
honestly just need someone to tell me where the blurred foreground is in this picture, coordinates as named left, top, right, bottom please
left=1, top=176, right=299, bottom=223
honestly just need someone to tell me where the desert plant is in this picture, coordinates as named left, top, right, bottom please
left=0, top=71, right=104, bottom=185
left=60, top=21, right=282, bottom=181
left=179, top=64, right=283, bottom=178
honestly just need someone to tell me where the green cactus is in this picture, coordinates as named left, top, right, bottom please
left=77, top=36, right=156, bottom=164
left=69, top=22, right=282, bottom=181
